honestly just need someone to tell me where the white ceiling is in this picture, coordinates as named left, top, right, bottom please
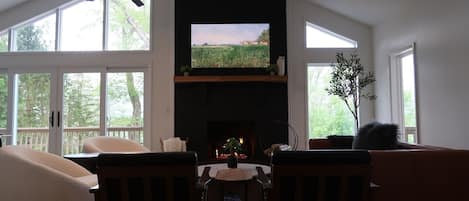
left=307, top=0, right=420, bottom=26
left=0, top=0, right=30, bottom=14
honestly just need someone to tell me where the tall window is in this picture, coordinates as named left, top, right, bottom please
left=0, top=0, right=151, bottom=52
left=306, top=22, right=357, bottom=48
left=307, top=64, right=354, bottom=138
left=391, top=47, right=418, bottom=143
left=108, top=0, right=151, bottom=50
left=60, top=0, right=104, bottom=51
left=12, top=13, right=56, bottom=52
left=0, top=32, right=8, bottom=52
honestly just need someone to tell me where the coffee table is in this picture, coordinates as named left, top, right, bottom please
left=198, top=162, right=270, bottom=201
left=64, top=153, right=99, bottom=173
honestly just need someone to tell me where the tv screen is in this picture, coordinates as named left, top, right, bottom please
left=191, top=23, right=270, bottom=68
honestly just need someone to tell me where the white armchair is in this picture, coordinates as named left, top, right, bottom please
left=0, top=146, right=97, bottom=201
left=82, top=136, right=149, bottom=153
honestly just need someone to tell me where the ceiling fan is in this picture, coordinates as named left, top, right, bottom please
left=87, top=0, right=144, bottom=7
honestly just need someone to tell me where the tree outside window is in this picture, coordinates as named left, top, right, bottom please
left=307, top=65, right=354, bottom=138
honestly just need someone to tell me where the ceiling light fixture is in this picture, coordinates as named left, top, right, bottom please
left=132, top=0, right=144, bottom=7
left=86, top=0, right=144, bottom=7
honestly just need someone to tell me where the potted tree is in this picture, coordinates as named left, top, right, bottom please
left=179, top=65, right=192, bottom=76
left=223, top=137, right=243, bottom=168
left=326, top=52, right=376, bottom=131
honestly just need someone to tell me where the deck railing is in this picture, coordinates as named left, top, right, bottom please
left=11, top=127, right=143, bottom=154
left=404, top=126, right=417, bottom=144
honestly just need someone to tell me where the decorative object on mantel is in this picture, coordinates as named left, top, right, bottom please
left=223, top=137, right=243, bottom=168
left=266, top=64, right=278, bottom=75
left=326, top=52, right=376, bottom=131
left=179, top=65, right=192, bottom=76
left=276, top=56, right=285, bottom=76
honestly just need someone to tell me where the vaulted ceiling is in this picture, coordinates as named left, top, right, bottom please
left=0, top=0, right=30, bottom=14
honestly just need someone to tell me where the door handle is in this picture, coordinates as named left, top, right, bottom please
left=57, top=111, right=61, bottom=128
left=50, top=111, right=54, bottom=127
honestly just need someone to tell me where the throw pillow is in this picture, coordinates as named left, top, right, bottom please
left=353, top=122, right=399, bottom=150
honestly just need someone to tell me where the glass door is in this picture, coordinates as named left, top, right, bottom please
left=106, top=72, right=144, bottom=145
left=60, top=72, right=102, bottom=155
left=13, top=72, right=55, bottom=152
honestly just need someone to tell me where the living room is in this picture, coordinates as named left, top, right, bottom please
left=1, top=0, right=469, bottom=200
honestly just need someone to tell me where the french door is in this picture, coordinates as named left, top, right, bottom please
left=4, top=67, right=148, bottom=155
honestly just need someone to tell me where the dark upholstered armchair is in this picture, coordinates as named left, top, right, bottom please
left=257, top=150, right=371, bottom=201
left=94, top=151, right=207, bottom=201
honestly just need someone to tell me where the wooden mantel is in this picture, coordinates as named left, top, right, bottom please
left=174, top=75, right=288, bottom=83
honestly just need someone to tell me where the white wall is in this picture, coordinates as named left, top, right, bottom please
left=374, top=1, right=469, bottom=149
left=287, top=0, right=374, bottom=150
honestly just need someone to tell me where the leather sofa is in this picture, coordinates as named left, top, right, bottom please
left=309, top=138, right=469, bottom=201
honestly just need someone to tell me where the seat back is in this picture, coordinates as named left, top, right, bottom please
left=82, top=136, right=149, bottom=153
left=270, top=150, right=371, bottom=201
left=95, top=151, right=199, bottom=201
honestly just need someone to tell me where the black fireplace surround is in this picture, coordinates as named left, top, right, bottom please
left=175, top=0, right=288, bottom=162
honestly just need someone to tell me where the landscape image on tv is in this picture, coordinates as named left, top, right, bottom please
left=191, top=23, right=270, bottom=68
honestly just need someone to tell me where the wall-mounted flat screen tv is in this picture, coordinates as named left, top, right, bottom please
left=191, top=23, right=270, bottom=68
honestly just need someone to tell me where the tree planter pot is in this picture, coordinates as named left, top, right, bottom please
left=227, top=155, right=238, bottom=168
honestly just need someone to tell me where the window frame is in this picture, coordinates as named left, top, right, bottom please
left=11, top=10, right=57, bottom=52
left=306, top=63, right=356, bottom=139
left=389, top=43, right=420, bottom=144
left=305, top=22, right=358, bottom=49
left=1, top=0, right=152, bottom=53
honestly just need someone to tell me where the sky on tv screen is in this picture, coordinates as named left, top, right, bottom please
left=191, top=23, right=270, bottom=68
left=191, top=24, right=269, bottom=45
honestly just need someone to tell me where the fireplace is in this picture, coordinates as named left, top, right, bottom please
left=207, top=121, right=256, bottom=161
left=175, top=82, right=288, bottom=162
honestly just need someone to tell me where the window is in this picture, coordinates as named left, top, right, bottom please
left=0, top=0, right=151, bottom=52
left=12, top=13, right=56, bottom=52
left=390, top=46, right=418, bottom=143
left=60, top=0, right=104, bottom=51
left=306, top=22, right=357, bottom=48
left=0, top=32, right=8, bottom=52
left=108, top=0, right=151, bottom=50
left=307, top=64, right=354, bottom=138
left=0, top=73, right=7, bottom=133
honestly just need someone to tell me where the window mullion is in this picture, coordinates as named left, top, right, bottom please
left=8, top=28, right=14, bottom=51
left=55, top=8, right=61, bottom=51
left=103, top=0, right=109, bottom=50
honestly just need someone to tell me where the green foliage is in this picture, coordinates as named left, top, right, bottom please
left=192, top=45, right=269, bottom=68
left=307, top=67, right=354, bottom=138
left=179, top=65, right=192, bottom=73
left=15, top=26, right=47, bottom=51
left=109, top=0, right=150, bottom=50
left=17, top=74, right=51, bottom=128
left=0, top=75, right=7, bottom=128
left=223, top=137, right=243, bottom=155
left=326, top=53, right=376, bottom=130
left=266, top=64, right=278, bottom=74
left=403, top=90, right=416, bottom=126
left=63, top=74, right=100, bottom=127
left=0, top=33, right=7, bottom=51
left=257, top=29, right=269, bottom=43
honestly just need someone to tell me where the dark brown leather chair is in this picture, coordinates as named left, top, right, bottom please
left=94, top=151, right=206, bottom=201
left=258, top=150, right=371, bottom=201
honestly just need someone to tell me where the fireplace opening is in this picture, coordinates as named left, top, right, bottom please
left=207, top=121, right=256, bottom=161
